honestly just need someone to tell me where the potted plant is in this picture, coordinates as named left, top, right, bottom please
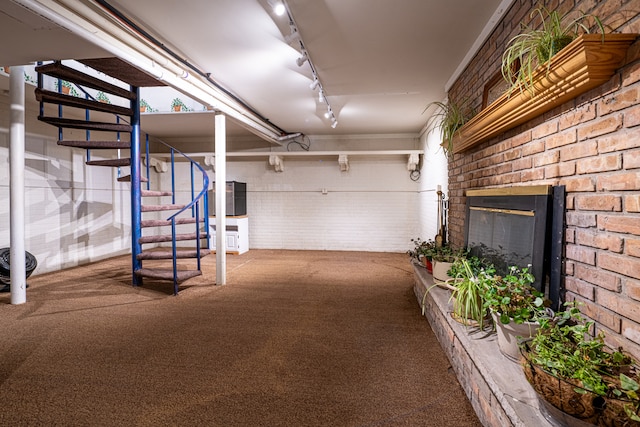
left=171, top=97, right=191, bottom=112
left=483, top=265, right=550, bottom=361
left=139, top=99, right=154, bottom=113
left=441, top=257, right=494, bottom=327
left=426, top=243, right=462, bottom=283
left=59, top=80, right=79, bottom=97
left=407, top=238, right=436, bottom=273
left=521, top=304, right=640, bottom=426
left=96, top=91, right=110, bottom=103
left=502, top=6, right=605, bottom=96
left=423, top=99, right=473, bottom=156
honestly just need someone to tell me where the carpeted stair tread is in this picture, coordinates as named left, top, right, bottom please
left=38, top=116, right=133, bottom=133
left=35, top=88, right=134, bottom=116
left=58, top=140, right=131, bottom=149
left=139, top=233, right=206, bottom=244
left=137, top=250, right=209, bottom=260
left=141, top=217, right=204, bottom=227
left=141, top=190, right=173, bottom=197
left=35, top=62, right=137, bottom=100
left=134, top=268, right=202, bottom=282
left=86, top=158, right=131, bottom=167
left=117, top=175, right=149, bottom=182
left=141, top=204, right=187, bottom=212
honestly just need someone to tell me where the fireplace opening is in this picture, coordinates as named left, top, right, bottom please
left=464, top=185, right=565, bottom=310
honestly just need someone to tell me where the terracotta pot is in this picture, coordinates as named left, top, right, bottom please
left=492, top=312, right=539, bottom=362
left=424, top=258, right=433, bottom=274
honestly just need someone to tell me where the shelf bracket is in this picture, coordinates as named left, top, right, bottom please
left=407, top=152, right=420, bottom=171
left=338, top=154, right=349, bottom=171
left=269, top=154, right=284, bottom=172
left=204, top=154, right=215, bottom=171
left=143, top=156, right=168, bottom=173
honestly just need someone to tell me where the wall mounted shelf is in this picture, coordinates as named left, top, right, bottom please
left=145, top=150, right=423, bottom=173
left=451, top=34, right=638, bottom=154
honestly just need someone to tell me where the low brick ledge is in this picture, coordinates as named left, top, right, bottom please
left=412, top=262, right=554, bottom=427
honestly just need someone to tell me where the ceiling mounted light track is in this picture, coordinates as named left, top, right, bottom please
left=274, top=0, right=338, bottom=129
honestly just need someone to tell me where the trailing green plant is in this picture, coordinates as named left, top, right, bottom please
left=425, top=243, right=463, bottom=263
left=445, top=257, right=495, bottom=326
left=171, top=97, right=192, bottom=111
left=96, top=91, right=110, bottom=103
left=526, top=303, right=640, bottom=421
left=483, top=265, right=550, bottom=325
left=502, top=6, right=605, bottom=96
left=447, top=254, right=493, bottom=279
left=423, top=99, right=474, bottom=156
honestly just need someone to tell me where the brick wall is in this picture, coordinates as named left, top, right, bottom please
left=446, top=0, right=640, bottom=359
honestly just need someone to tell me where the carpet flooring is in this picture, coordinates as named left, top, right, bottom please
left=0, top=250, right=481, bottom=427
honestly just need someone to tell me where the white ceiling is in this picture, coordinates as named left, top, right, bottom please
left=1, top=0, right=507, bottom=141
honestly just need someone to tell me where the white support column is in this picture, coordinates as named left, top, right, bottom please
left=9, top=66, right=26, bottom=305
left=214, top=113, right=226, bottom=285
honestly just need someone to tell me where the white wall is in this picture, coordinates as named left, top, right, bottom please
left=0, top=129, right=136, bottom=275
left=166, top=135, right=430, bottom=253
left=417, top=128, right=449, bottom=243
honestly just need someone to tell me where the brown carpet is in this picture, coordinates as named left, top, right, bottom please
left=0, top=250, right=481, bottom=427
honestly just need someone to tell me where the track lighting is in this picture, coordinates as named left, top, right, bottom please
left=284, top=28, right=300, bottom=44
left=275, top=2, right=338, bottom=129
left=268, top=0, right=286, bottom=16
left=296, top=54, right=308, bottom=67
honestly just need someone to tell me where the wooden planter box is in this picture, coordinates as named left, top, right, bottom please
left=451, top=34, right=638, bottom=154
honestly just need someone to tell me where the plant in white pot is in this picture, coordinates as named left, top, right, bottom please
left=425, top=244, right=462, bottom=283
left=483, top=265, right=551, bottom=361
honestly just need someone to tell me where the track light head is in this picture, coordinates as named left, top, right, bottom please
left=268, top=0, right=286, bottom=16
left=318, top=89, right=324, bottom=103
left=331, top=119, right=338, bottom=129
left=309, top=78, right=319, bottom=90
left=284, top=28, right=300, bottom=44
left=296, top=54, right=308, bottom=67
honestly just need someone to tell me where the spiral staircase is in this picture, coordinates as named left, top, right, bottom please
left=35, top=58, right=210, bottom=295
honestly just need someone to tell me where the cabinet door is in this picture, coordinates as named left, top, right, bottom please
left=226, top=233, right=238, bottom=251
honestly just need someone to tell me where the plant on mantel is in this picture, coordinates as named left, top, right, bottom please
left=501, top=6, right=605, bottom=96
left=448, top=8, right=637, bottom=154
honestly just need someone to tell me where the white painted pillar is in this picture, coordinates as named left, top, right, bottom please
left=214, top=113, right=226, bottom=285
left=9, top=66, right=27, bottom=305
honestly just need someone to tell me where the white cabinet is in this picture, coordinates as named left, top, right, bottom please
left=209, top=216, right=249, bottom=255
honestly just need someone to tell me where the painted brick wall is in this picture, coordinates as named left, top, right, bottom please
left=446, top=0, right=640, bottom=359
left=166, top=139, right=429, bottom=253
left=0, top=129, right=134, bottom=274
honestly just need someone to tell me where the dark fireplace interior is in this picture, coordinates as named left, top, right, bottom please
left=464, top=185, right=565, bottom=310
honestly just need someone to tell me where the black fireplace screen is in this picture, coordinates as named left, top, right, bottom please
left=464, top=185, right=554, bottom=294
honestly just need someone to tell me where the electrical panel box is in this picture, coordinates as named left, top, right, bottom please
left=208, top=181, right=247, bottom=217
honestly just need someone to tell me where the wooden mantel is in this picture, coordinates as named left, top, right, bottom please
left=451, top=33, right=638, bottom=154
